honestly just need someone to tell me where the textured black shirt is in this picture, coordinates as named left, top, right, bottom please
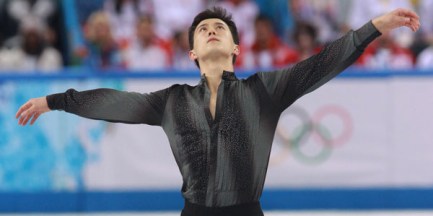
left=47, top=21, right=381, bottom=207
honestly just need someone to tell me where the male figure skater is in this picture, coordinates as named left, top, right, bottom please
left=16, top=7, right=419, bottom=216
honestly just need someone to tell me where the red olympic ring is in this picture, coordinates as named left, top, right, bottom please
left=312, top=105, right=353, bottom=147
left=272, top=105, right=353, bottom=165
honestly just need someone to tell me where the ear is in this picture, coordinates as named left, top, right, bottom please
left=233, top=45, right=240, bottom=56
left=189, top=50, right=197, bottom=61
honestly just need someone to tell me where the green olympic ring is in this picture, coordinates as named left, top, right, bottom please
left=289, top=123, right=333, bottom=165
left=275, top=105, right=352, bottom=165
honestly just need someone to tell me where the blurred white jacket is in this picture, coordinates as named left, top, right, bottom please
left=0, top=47, right=62, bottom=73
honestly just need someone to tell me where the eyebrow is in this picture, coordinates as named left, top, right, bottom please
left=196, top=22, right=226, bottom=30
left=214, top=22, right=226, bottom=26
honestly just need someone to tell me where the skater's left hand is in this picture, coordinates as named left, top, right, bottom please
left=372, top=8, right=420, bottom=34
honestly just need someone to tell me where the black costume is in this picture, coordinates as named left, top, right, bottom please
left=47, top=21, right=381, bottom=216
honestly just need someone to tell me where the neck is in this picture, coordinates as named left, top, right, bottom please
left=199, top=58, right=234, bottom=93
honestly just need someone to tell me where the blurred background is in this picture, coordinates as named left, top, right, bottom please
left=0, top=0, right=433, bottom=215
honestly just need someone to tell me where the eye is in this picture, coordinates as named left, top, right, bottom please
left=199, top=27, right=207, bottom=32
left=217, top=25, right=225, bottom=30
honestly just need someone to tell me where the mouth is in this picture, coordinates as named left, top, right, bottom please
left=207, top=38, right=220, bottom=43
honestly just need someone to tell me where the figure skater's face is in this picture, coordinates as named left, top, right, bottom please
left=189, top=18, right=239, bottom=64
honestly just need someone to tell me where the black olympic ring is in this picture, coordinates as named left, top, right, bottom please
left=272, top=105, right=353, bottom=165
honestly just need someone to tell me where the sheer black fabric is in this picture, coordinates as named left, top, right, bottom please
left=47, top=21, right=380, bottom=210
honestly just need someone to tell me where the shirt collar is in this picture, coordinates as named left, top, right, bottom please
left=200, top=70, right=238, bottom=84
left=222, top=70, right=238, bottom=81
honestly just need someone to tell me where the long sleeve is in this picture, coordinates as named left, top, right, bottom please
left=46, top=87, right=170, bottom=125
left=257, top=21, right=381, bottom=112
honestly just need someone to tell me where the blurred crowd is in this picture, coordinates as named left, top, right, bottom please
left=0, top=0, right=432, bottom=73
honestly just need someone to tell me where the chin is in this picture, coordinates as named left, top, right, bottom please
left=204, top=47, right=231, bottom=57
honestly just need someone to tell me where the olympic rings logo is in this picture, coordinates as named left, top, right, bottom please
left=271, top=105, right=353, bottom=165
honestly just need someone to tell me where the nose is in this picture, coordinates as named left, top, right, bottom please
left=208, top=30, right=216, bottom=36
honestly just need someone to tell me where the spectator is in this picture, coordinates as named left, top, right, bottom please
left=0, top=17, right=62, bottom=72
left=124, top=15, right=170, bottom=70
left=254, top=0, right=293, bottom=43
left=103, top=0, right=154, bottom=48
left=75, top=0, right=105, bottom=25
left=242, top=15, right=297, bottom=69
left=171, top=30, right=196, bottom=70
left=216, top=0, right=259, bottom=47
left=356, top=32, right=414, bottom=69
left=289, top=0, right=343, bottom=44
left=4, top=0, right=57, bottom=42
left=292, top=21, right=322, bottom=62
left=83, top=11, right=125, bottom=69
left=3, top=0, right=65, bottom=62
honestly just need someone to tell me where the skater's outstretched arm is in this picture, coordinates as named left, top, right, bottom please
left=16, top=87, right=170, bottom=126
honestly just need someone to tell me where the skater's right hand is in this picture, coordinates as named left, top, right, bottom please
left=16, top=97, right=51, bottom=126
